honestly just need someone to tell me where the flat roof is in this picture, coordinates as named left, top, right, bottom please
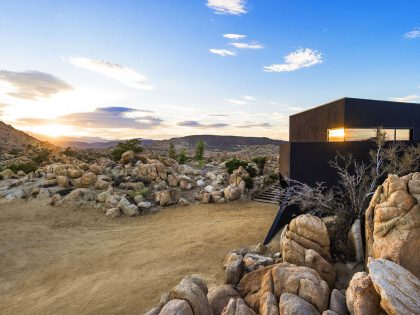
left=290, top=97, right=420, bottom=117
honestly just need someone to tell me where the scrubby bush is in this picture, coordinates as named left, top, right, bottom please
left=252, top=156, right=268, bottom=176
left=168, top=143, right=177, bottom=160
left=138, top=188, right=150, bottom=198
left=279, top=133, right=420, bottom=257
left=194, top=140, right=205, bottom=161
left=178, top=148, right=188, bottom=164
left=244, top=176, right=253, bottom=189
left=0, top=174, right=3, bottom=180
left=269, top=173, right=279, bottom=181
left=9, top=148, right=20, bottom=155
left=225, top=157, right=258, bottom=178
left=8, top=162, right=37, bottom=174
left=32, top=148, right=51, bottom=164
left=225, top=158, right=247, bottom=174
left=110, top=139, right=144, bottom=161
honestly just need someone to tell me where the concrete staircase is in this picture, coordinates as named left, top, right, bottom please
left=253, top=182, right=281, bottom=204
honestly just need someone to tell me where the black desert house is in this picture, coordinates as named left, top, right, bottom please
left=279, top=97, right=420, bottom=186
left=264, top=97, right=420, bottom=245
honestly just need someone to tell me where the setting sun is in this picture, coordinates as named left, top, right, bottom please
left=21, top=124, right=75, bottom=138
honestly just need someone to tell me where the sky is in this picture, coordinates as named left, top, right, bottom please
left=0, top=0, right=419, bottom=141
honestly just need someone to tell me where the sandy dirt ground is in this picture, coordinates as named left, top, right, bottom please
left=0, top=200, right=277, bottom=315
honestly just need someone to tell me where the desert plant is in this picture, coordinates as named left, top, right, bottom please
left=138, top=187, right=150, bottom=198
left=252, top=156, right=268, bottom=176
left=110, top=139, right=144, bottom=161
left=168, top=143, right=177, bottom=160
left=8, top=162, right=38, bottom=174
left=281, top=134, right=420, bottom=229
left=225, top=157, right=258, bottom=177
left=194, top=140, right=205, bottom=161
left=178, top=148, right=188, bottom=164
left=225, top=158, right=248, bottom=174
left=32, top=148, right=51, bottom=164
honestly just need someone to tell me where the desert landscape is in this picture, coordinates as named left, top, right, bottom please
left=0, top=200, right=277, bottom=314
left=1, top=1, right=420, bottom=314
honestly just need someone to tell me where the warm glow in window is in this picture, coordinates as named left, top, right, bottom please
left=328, top=128, right=345, bottom=142
left=327, top=128, right=412, bottom=142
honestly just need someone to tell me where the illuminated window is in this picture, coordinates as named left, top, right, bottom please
left=327, top=128, right=412, bottom=142
left=328, top=128, right=345, bottom=142
left=382, top=129, right=396, bottom=141
left=345, top=129, right=377, bottom=141
left=396, top=129, right=411, bottom=141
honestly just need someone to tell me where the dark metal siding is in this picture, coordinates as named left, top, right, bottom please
left=289, top=99, right=345, bottom=142
left=344, top=98, right=420, bottom=140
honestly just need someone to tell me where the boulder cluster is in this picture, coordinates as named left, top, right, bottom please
left=0, top=150, right=272, bottom=216
left=144, top=173, right=420, bottom=315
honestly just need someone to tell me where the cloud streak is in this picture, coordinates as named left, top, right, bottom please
left=177, top=120, right=228, bottom=128
left=229, top=42, right=263, bottom=49
left=264, top=48, right=323, bottom=72
left=390, top=95, right=420, bottom=102
left=206, top=0, right=247, bottom=15
left=68, top=57, right=154, bottom=90
left=223, top=33, right=246, bottom=40
left=404, top=27, right=420, bottom=39
left=0, top=70, right=73, bottom=99
left=18, top=107, right=163, bottom=129
left=226, top=98, right=246, bottom=105
left=209, top=49, right=236, bottom=56
left=236, top=122, right=273, bottom=128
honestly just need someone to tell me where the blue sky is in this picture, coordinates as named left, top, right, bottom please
left=0, top=0, right=419, bottom=140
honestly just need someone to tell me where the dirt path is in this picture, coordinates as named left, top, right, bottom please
left=0, top=200, right=277, bottom=314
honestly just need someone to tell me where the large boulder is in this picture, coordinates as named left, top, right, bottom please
left=221, top=298, right=256, bottom=315
left=169, top=275, right=212, bottom=315
left=365, top=173, right=420, bottom=278
left=224, top=185, right=242, bottom=201
left=279, top=293, right=319, bottom=315
left=0, top=169, right=15, bottom=179
left=280, top=215, right=335, bottom=287
left=55, top=188, right=96, bottom=207
left=167, top=174, right=180, bottom=187
left=345, top=272, right=381, bottom=315
left=120, top=150, right=134, bottom=164
left=368, top=258, right=420, bottom=315
left=329, top=289, right=349, bottom=315
left=259, top=291, right=279, bottom=315
left=208, top=285, right=240, bottom=315
left=80, top=172, right=97, bottom=187
left=156, top=188, right=181, bottom=206
left=138, top=162, right=167, bottom=182
left=118, top=197, right=139, bottom=216
left=271, top=264, right=329, bottom=313
left=159, top=299, right=193, bottom=315
left=225, top=254, right=244, bottom=285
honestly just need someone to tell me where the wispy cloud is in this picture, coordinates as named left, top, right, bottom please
left=223, top=33, right=246, bottom=40
left=390, top=95, right=420, bottom=102
left=0, top=70, right=72, bottom=100
left=230, top=42, right=263, bottom=49
left=237, top=122, right=273, bottom=128
left=226, top=98, right=247, bottom=105
left=404, top=27, right=420, bottom=39
left=264, top=48, right=323, bottom=72
left=19, top=106, right=164, bottom=129
left=243, top=95, right=257, bottom=101
left=177, top=120, right=228, bottom=128
left=209, top=49, right=236, bottom=56
left=68, top=57, right=154, bottom=90
left=206, top=0, right=247, bottom=15
left=209, top=114, right=231, bottom=117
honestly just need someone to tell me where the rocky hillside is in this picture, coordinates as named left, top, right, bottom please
left=46, top=135, right=284, bottom=151
left=152, top=135, right=285, bottom=151
left=0, top=121, right=53, bottom=152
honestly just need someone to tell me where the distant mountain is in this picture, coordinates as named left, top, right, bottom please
left=0, top=121, right=54, bottom=152
left=154, top=135, right=285, bottom=150
left=40, top=134, right=284, bottom=151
